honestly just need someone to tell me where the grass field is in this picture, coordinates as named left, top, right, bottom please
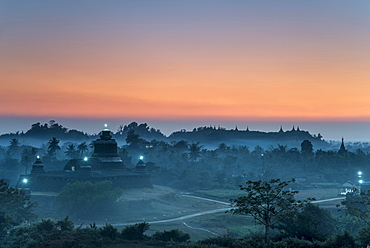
left=113, top=186, right=341, bottom=241
left=195, top=189, right=246, bottom=198
left=195, top=186, right=339, bottom=201
left=35, top=185, right=342, bottom=241
left=144, top=212, right=258, bottom=241
left=295, top=187, right=339, bottom=200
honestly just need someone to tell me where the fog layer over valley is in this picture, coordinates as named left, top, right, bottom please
left=2, top=120, right=370, bottom=247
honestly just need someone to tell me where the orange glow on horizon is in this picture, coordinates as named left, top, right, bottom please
left=1, top=1, right=370, bottom=123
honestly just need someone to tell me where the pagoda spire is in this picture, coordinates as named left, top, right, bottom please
left=338, top=137, right=347, bottom=155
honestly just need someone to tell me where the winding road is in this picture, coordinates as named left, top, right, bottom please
left=104, top=194, right=345, bottom=234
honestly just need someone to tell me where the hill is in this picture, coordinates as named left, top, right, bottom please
left=0, top=120, right=328, bottom=149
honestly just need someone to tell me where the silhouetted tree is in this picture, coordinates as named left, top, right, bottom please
left=126, top=130, right=141, bottom=145
left=172, top=140, right=188, bottom=150
left=21, top=147, right=38, bottom=173
left=277, top=203, right=337, bottom=241
left=229, top=179, right=309, bottom=243
left=65, top=144, right=78, bottom=159
left=188, top=142, right=203, bottom=162
left=301, top=139, right=314, bottom=155
left=217, top=143, right=230, bottom=153
left=47, top=137, right=61, bottom=160
left=117, top=125, right=124, bottom=135
left=77, top=142, right=88, bottom=157
left=7, top=138, right=20, bottom=158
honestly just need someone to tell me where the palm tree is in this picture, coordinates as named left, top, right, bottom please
left=21, top=147, right=38, bottom=173
left=277, top=144, right=288, bottom=154
left=65, top=144, right=78, bottom=159
left=47, top=137, right=61, bottom=160
left=8, top=138, right=20, bottom=157
left=188, top=142, right=203, bottom=162
left=77, top=142, right=88, bottom=157
left=10, top=138, right=19, bottom=147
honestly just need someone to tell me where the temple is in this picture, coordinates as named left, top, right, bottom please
left=17, top=127, right=153, bottom=193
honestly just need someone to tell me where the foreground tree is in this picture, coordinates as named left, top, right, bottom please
left=340, top=190, right=370, bottom=225
left=229, top=178, right=309, bottom=243
left=0, top=179, right=36, bottom=236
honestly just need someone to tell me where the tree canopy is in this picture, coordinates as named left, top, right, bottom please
left=56, top=180, right=123, bottom=219
left=0, top=179, right=36, bottom=236
left=229, top=178, right=310, bottom=243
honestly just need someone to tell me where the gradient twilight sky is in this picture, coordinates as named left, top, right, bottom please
left=1, top=1, right=370, bottom=141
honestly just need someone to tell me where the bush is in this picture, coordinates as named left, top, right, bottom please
left=121, top=222, right=150, bottom=240
left=152, top=229, right=190, bottom=243
left=273, top=237, right=322, bottom=248
left=357, top=227, right=370, bottom=248
left=100, top=223, right=119, bottom=240
left=197, top=235, right=237, bottom=247
left=56, top=216, right=74, bottom=232
left=325, top=231, right=356, bottom=248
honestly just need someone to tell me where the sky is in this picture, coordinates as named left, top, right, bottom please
left=1, top=1, right=370, bottom=141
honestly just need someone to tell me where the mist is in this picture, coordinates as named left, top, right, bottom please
left=2, top=120, right=370, bottom=246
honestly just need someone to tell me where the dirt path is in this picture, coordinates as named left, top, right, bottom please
left=103, top=195, right=344, bottom=228
left=102, top=207, right=231, bottom=228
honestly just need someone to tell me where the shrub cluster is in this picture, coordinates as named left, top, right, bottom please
left=0, top=218, right=190, bottom=248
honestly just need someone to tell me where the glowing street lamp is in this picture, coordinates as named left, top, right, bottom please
left=139, top=156, right=144, bottom=160
left=22, top=178, right=28, bottom=184
left=358, top=171, right=364, bottom=184
left=84, top=157, right=88, bottom=162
